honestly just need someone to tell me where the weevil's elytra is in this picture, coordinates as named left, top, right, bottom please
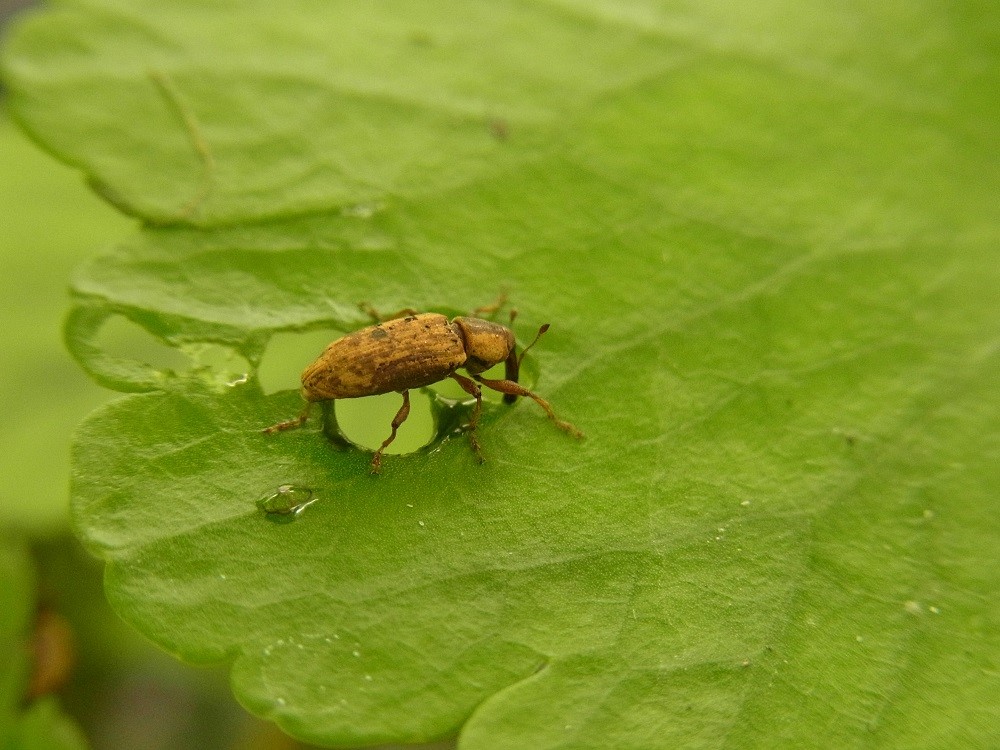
left=302, top=314, right=467, bottom=399
left=264, top=307, right=582, bottom=473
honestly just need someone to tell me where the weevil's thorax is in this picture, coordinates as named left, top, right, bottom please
left=452, top=316, right=516, bottom=375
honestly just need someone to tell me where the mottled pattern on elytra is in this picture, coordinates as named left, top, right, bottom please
left=301, top=313, right=468, bottom=400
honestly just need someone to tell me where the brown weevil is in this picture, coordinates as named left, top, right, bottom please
left=263, top=305, right=583, bottom=473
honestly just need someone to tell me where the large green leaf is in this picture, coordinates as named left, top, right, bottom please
left=3, top=1, right=998, bottom=747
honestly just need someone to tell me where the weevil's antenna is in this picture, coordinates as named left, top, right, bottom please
left=503, top=321, right=547, bottom=404
left=518, top=324, right=550, bottom=369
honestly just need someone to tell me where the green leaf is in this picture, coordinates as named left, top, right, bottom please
left=4, top=1, right=999, bottom=748
left=2, top=0, right=665, bottom=226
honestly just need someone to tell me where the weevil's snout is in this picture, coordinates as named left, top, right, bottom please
left=453, top=317, right=516, bottom=375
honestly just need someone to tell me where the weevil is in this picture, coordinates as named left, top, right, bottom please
left=263, top=305, right=582, bottom=473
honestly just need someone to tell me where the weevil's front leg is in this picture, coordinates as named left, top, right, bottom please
left=371, top=390, right=412, bottom=474
left=503, top=323, right=549, bottom=405
left=473, top=376, right=583, bottom=439
left=449, top=372, right=485, bottom=463
left=263, top=402, right=314, bottom=434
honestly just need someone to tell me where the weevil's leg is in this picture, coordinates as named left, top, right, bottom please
left=263, top=402, right=314, bottom=434
left=359, top=302, right=419, bottom=324
left=469, top=291, right=511, bottom=320
left=449, top=373, right=485, bottom=462
left=473, top=376, right=583, bottom=439
left=371, top=390, right=412, bottom=474
left=503, top=348, right=520, bottom=405
left=502, top=323, right=550, bottom=405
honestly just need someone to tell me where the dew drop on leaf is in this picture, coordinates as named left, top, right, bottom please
left=257, top=484, right=316, bottom=518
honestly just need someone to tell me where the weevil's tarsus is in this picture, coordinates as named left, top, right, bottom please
left=263, top=402, right=313, bottom=434
left=371, top=390, right=412, bottom=474
left=449, top=372, right=485, bottom=462
left=358, top=302, right=419, bottom=324
left=475, top=375, right=583, bottom=439
left=470, top=291, right=509, bottom=319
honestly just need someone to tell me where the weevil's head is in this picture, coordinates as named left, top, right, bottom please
left=452, top=316, right=517, bottom=376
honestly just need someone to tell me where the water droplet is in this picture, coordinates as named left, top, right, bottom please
left=257, top=484, right=316, bottom=518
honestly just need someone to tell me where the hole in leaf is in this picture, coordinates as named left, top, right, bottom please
left=176, top=342, right=251, bottom=388
left=258, top=329, right=342, bottom=395
left=96, top=315, right=188, bottom=371
left=334, top=391, right=434, bottom=455
left=94, top=315, right=249, bottom=386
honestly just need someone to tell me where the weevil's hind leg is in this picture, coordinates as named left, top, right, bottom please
left=263, top=402, right=314, bottom=434
left=359, top=302, right=419, bottom=324
left=371, top=390, right=412, bottom=474
left=449, top=373, right=485, bottom=463
left=473, top=376, right=583, bottom=439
